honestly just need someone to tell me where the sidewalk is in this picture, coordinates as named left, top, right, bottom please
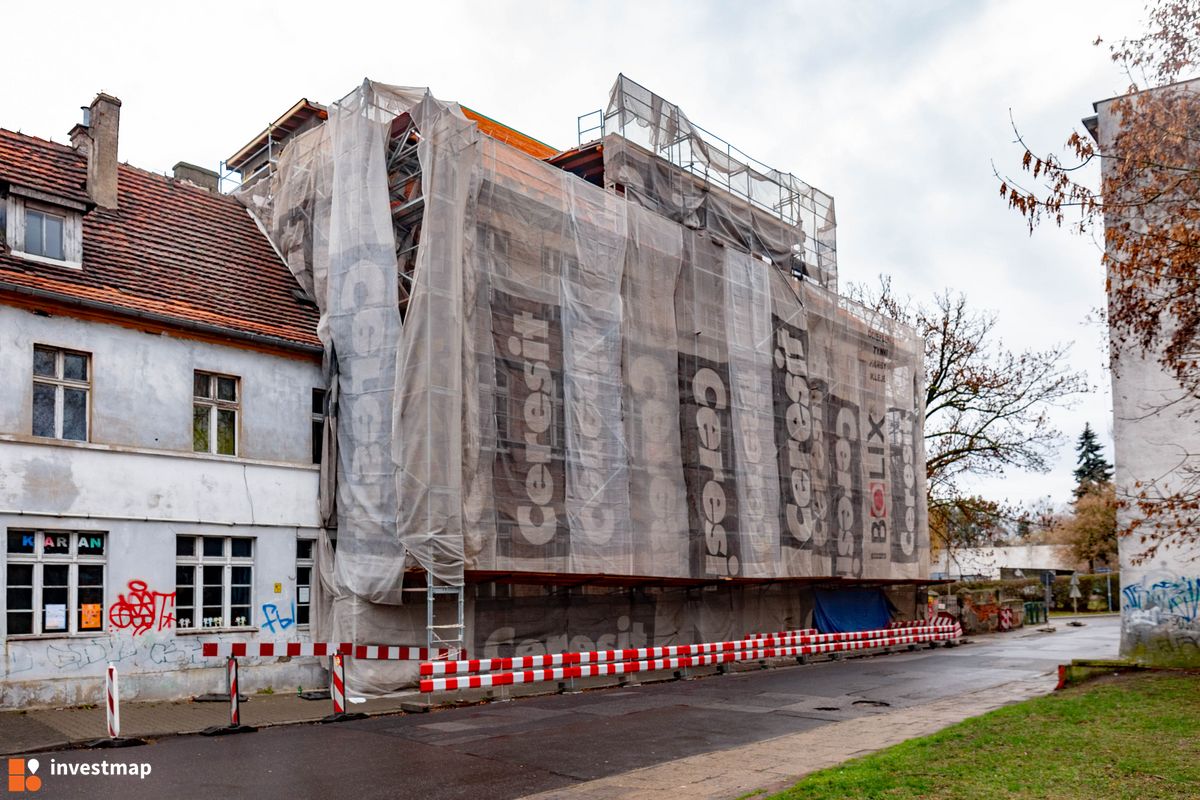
left=0, top=636, right=987, bottom=758
left=517, top=674, right=1054, bottom=800
left=0, top=690, right=423, bottom=755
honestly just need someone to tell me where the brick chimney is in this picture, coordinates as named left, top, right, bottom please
left=71, top=93, right=121, bottom=209
left=172, top=162, right=219, bottom=192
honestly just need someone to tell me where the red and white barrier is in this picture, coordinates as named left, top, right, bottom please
left=745, top=628, right=818, bottom=640
left=200, top=642, right=459, bottom=660
left=419, top=623, right=961, bottom=693
left=420, top=624, right=961, bottom=677
left=421, top=630, right=815, bottom=676
left=106, top=663, right=120, bottom=738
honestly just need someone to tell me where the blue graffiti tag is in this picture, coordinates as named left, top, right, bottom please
left=1122, top=576, right=1200, bottom=622
left=260, top=602, right=296, bottom=633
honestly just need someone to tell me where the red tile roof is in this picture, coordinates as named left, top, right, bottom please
left=0, top=129, right=320, bottom=352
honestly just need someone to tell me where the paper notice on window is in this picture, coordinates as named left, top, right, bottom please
left=81, top=603, right=102, bottom=630
left=298, top=587, right=310, bottom=604
left=45, top=603, right=67, bottom=631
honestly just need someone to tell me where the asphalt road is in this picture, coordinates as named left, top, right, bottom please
left=33, top=616, right=1119, bottom=799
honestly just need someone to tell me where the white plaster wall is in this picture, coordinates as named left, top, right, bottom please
left=0, top=440, right=319, bottom=526
left=1109, top=341, right=1200, bottom=664
left=0, top=304, right=322, bottom=462
left=1098, top=92, right=1200, bottom=666
left=0, top=307, right=330, bottom=706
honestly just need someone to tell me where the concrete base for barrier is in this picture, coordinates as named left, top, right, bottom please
left=401, top=701, right=431, bottom=713
left=200, top=724, right=257, bottom=736
left=194, top=693, right=249, bottom=703
left=299, top=690, right=332, bottom=702
left=319, top=712, right=368, bottom=724
left=85, top=736, right=146, bottom=749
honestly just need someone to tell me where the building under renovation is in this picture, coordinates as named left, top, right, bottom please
left=0, top=76, right=929, bottom=705
left=235, top=76, right=930, bottom=693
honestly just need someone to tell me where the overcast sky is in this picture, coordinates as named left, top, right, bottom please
left=4, top=0, right=1147, bottom=511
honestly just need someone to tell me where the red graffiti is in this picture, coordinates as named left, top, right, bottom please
left=108, top=580, right=176, bottom=635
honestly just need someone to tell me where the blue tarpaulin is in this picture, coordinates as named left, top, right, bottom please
left=813, top=588, right=894, bottom=633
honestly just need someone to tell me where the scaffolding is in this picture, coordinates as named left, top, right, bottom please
left=236, top=77, right=929, bottom=694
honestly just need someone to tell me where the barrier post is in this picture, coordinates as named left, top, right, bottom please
left=107, top=662, right=120, bottom=738
left=201, top=656, right=257, bottom=736
left=320, top=653, right=366, bottom=723
left=85, top=663, right=145, bottom=748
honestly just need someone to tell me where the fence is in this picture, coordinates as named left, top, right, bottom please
left=419, top=622, right=962, bottom=693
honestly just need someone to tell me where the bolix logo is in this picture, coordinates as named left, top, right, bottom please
left=7, top=758, right=41, bottom=793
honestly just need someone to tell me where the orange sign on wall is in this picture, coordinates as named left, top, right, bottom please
left=81, top=604, right=102, bottom=630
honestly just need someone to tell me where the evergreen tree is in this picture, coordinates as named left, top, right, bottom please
left=1073, top=423, right=1113, bottom=498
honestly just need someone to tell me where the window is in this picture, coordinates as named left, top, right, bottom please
left=311, top=388, right=326, bottom=465
left=4, top=197, right=83, bottom=267
left=5, top=530, right=105, bottom=636
left=32, top=345, right=90, bottom=441
left=193, top=372, right=239, bottom=455
left=25, top=208, right=65, bottom=261
left=175, top=535, right=253, bottom=629
left=296, top=538, right=314, bottom=626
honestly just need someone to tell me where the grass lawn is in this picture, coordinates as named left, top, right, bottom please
left=772, top=672, right=1199, bottom=800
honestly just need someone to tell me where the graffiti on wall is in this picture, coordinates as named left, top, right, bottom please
left=1121, top=574, right=1200, bottom=659
left=108, top=580, right=176, bottom=635
left=260, top=603, right=296, bottom=633
left=1122, top=576, right=1200, bottom=623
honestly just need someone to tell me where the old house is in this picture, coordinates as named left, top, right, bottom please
left=0, top=94, right=325, bottom=706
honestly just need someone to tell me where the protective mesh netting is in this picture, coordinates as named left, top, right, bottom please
left=239, top=77, right=928, bottom=689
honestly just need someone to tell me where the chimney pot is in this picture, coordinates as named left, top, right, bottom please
left=68, top=123, right=92, bottom=158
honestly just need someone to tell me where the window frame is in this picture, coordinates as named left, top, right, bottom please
left=32, top=345, right=91, bottom=442
left=5, top=529, right=107, bottom=639
left=192, top=371, right=241, bottom=456
left=174, top=535, right=254, bottom=631
left=296, top=536, right=314, bottom=628
left=311, top=388, right=326, bottom=465
left=25, top=206, right=67, bottom=261
left=4, top=195, right=83, bottom=269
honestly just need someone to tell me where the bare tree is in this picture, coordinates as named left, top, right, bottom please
left=850, top=279, right=1090, bottom=560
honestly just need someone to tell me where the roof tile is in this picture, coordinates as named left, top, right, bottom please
left=0, top=130, right=319, bottom=350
